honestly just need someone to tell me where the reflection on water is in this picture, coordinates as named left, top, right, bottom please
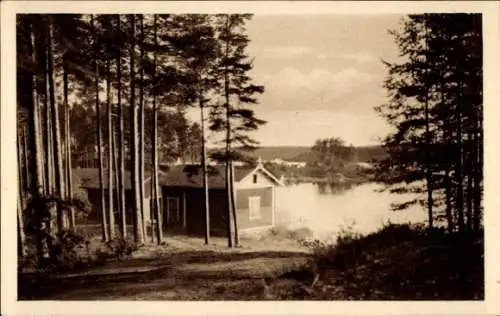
left=275, top=182, right=427, bottom=241
left=317, top=182, right=354, bottom=195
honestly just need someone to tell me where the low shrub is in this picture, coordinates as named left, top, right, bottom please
left=308, top=223, right=426, bottom=271
left=22, top=229, right=88, bottom=272
left=67, top=190, right=93, bottom=220
left=22, top=191, right=101, bottom=271
left=95, top=238, right=137, bottom=264
left=276, top=223, right=484, bottom=300
left=49, top=230, right=92, bottom=271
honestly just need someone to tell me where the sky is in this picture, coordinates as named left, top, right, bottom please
left=190, top=14, right=405, bottom=147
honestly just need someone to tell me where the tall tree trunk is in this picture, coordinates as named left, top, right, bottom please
left=200, top=100, right=210, bottom=245
left=112, top=113, right=121, bottom=238
left=139, top=15, right=146, bottom=242
left=47, top=22, right=65, bottom=200
left=444, top=168, right=454, bottom=233
left=229, top=162, right=239, bottom=246
left=152, top=14, right=163, bottom=245
left=33, top=26, right=46, bottom=195
left=473, top=110, right=482, bottom=232
left=440, top=86, right=453, bottom=234
left=28, top=26, right=44, bottom=195
left=18, top=190, right=27, bottom=258
left=455, top=80, right=465, bottom=234
left=423, top=20, right=433, bottom=232
left=46, top=102, right=55, bottom=195
left=106, top=58, right=115, bottom=239
left=224, top=15, right=234, bottom=248
left=42, top=39, right=53, bottom=196
left=116, top=16, right=127, bottom=239
left=424, top=99, right=433, bottom=232
left=93, top=15, right=109, bottom=242
left=149, top=164, right=155, bottom=244
left=23, top=126, right=30, bottom=195
left=63, top=57, right=75, bottom=229
left=465, top=133, right=473, bottom=233
left=470, top=134, right=477, bottom=232
left=18, top=129, right=27, bottom=258
left=47, top=21, right=65, bottom=232
left=130, top=14, right=144, bottom=245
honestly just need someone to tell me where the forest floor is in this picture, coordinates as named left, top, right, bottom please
left=18, top=224, right=484, bottom=300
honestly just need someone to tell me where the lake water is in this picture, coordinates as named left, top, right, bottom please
left=275, top=182, right=428, bottom=241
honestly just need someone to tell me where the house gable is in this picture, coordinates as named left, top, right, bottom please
left=236, top=168, right=279, bottom=188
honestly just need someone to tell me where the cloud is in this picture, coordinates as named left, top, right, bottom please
left=185, top=67, right=386, bottom=146
left=261, top=46, right=315, bottom=58
left=340, top=52, right=377, bottom=63
left=259, top=47, right=377, bottom=65
left=317, top=52, right=377, bottom=63
left=255, top=110, right=391, bottom=147
left=258, top=67, right=373, bottom=96
left=252, top=67, right=379, bottom=113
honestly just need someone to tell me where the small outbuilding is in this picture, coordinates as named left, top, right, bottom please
left=159, top=159, right=283, bottom=236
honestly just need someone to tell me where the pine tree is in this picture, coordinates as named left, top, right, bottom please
left=116, top=15, right=127, bottom=239
left=169, top=14, right=219, bottom=244
left=40, top=24, right=54, bottom=196
left=210, top=14, right=265, bottom=247
left=47, top=20, right=66, bottom=207
left=151, top=14, right=163, bottom=244
left=92, top=15, right=109, bottom=242
left=139, top=15, right=147, bottom=242
left=106, top=56, right=116, bottom=239
left=50, top=14, right=86, bottom=230
left=63, top=55, right=75, bottom=229
left=375, top=14, right=483, bottom=234
left=27, top=17, right=45, bottom=195
left=17, top=14, right=269, bottom=254
left=112, top=105, right=121, bottom=237
left=17, top=127, right=28, bottom=257
left=129, top=14, right=144, bottom=245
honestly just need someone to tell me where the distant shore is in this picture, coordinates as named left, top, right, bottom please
left=281, top=174, right=369, bottom=186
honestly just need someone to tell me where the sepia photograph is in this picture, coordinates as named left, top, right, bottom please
left=2, top=0, right=500, bottom=315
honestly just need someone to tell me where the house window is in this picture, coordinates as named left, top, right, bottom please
left=248, top=196, right=261, bottom=220
left=253, top=174, right=258, bottom=183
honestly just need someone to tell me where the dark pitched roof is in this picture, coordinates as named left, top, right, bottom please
left=158, top=165, right=225, bottom=189
left=158, top=164, right=282, bottom=189
left=73, top=168, right=151, bottom=190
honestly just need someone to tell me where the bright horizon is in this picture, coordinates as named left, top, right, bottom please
left=189, top=14, right=403, bottom=148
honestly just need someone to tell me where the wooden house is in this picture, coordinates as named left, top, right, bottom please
left=158, top=159, right=283, bottom=236
left=73, top=168, right=160, bottom=224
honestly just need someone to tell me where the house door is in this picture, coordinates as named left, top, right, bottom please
left=165, top=197, right=181, bottom=227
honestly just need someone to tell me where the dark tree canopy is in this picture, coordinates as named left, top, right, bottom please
left=375, top=14, right=482, bottom=233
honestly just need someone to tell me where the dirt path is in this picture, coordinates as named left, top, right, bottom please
left=18, top=247, right=311, bottom=300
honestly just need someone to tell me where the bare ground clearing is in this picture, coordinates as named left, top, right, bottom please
left=18, top=232, right=313, bottom=300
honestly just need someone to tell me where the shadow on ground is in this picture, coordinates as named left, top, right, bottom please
left=18, top=250, right=310, bottom=300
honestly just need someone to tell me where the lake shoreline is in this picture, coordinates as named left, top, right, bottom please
left=274, top=182, right=428, bottom=242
